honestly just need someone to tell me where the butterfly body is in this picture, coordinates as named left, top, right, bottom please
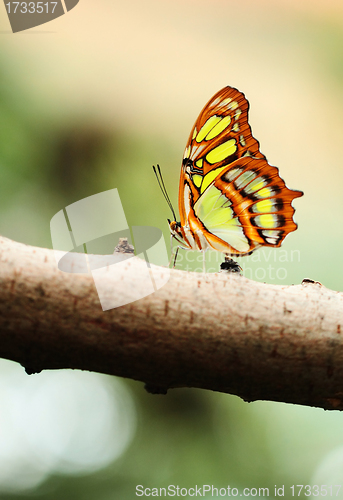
left=169, top=86, right=303, bottom=257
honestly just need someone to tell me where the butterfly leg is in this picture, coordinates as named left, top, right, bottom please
left=168, top=240, right=182, bottom=268
left=173, top=247, right=180, bottom=268
left=202, top=250, right=206, bottom=273
left=168, top=234, right=175, bottom=267
left=168, top=239, right=182, bottom=268
left=168, top=234, right=190, bottom=268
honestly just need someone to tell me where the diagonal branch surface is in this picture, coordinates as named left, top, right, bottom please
left=1, top=236, right=343, bottom=410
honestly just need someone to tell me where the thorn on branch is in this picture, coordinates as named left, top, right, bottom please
left=144, top=383, right=169, bottom=395
left=302, top=278, right=322, bottom=286
left=23, top=365, right=42, bottom=375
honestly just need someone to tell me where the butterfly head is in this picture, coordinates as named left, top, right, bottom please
left=168, top=219, right=183, bottom=240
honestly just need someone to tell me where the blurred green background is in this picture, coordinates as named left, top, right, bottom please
left=0, top=0, right=343, bottom=498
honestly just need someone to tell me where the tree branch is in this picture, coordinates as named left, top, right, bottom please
left=1, top=236, right=343, bottom=410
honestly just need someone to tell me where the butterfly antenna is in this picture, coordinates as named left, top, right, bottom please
left=156, top=165, right=176, bottom=219
left=153, top=164, right=177, bottom=221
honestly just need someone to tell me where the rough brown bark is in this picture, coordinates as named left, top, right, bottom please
left=0, top=235, right=343, bottom=410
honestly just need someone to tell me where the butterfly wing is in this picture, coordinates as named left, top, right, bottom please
left=191, top=156, right=303, bottom=255
left=179, top=86, right=264, bottom=223
left=178, top=86, right=303, bottom=255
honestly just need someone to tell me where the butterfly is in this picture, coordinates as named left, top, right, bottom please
left=156, top=86, right=303, bottom=264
